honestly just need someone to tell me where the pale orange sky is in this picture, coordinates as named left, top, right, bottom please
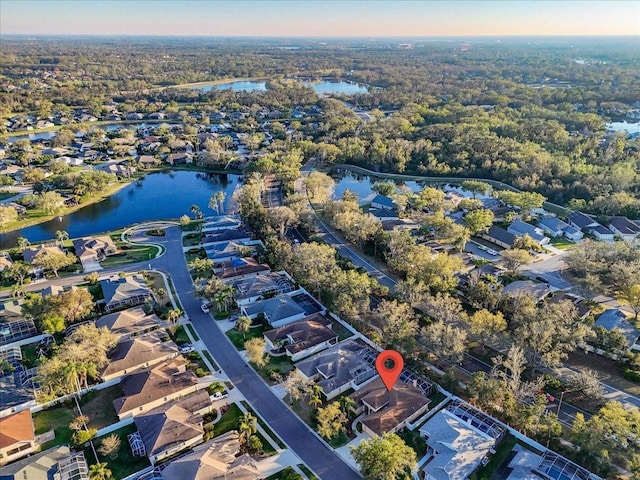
left=2, top=1, right=639, bottom=36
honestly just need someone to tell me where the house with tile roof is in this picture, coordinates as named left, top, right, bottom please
left=113, top=357, right=201, bottom=420
left=102, top=332, right=180, bottom=381
left=99, top=275, right=152, bottom=313
left=0, top=410, right=36, bottom=465
left=94, top=306, right=162, bottom=340
left=160, top=431, right=260, bottom=480
left=296, top=340, right=377, bottom=400
left=349, top=377, right=430, bottom=437
left=134, top=391, right=211, bottom=464
left=264, top=315, right=339, bottom=361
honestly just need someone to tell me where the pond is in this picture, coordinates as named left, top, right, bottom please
left=0, top=170, right=241, bottom=249
left=196, top=80, right=368, bottom=95
left=330, top=170, right=425, bottom=204
left=607, top=121, right=640, bottom=135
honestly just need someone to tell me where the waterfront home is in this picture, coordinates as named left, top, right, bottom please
left=21, top=244, right=64, bottom=265
left=0, top=252, right=13, bottom=271
left=263, top=315, right=339, bottom=361
left=371, top=194, right=396, bottom=211
left=72, top=235, right=117, bottom=266
left=0, top=410, right=36, bottom=466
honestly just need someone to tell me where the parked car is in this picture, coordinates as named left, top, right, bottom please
left=179, top=343, right=195, bottom=353
left=486, top=249, right=499, bottom=256
left=201, top=302, right=210, bottom=313
left=210, top=391, right=228, bottom=400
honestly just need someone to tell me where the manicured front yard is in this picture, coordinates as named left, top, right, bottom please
left=79, top=385, right=121, bottom=429
left=33, top=403, right=76, bottom=450
left=549, top=237, right=575, bottom=250
left=169, top=325, right=191, bottom=345
left=214, top=403, right=244, bottom=436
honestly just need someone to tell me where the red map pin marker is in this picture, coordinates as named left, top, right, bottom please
left=375, top=350, right=404, bottom=391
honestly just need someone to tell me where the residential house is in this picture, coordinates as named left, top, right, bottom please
left=216, top=257, right=270, bottom=282
left=204, top=240, right=263, bottom=264
left=136, top=155, right=160, bottom=168
left=72, top=236, right=117, bottom=266
left=95, top=306, right=163, bottom=340
left=168, top=152, right=194, bottom=165
left=538, top=217, right=584, bottom=241
left=371, top=194, right=395, bottom=211
left=39, top=284, right=66, bottom=298
left=566, top=211, right=600, bottom=231
left=480, top=226, right=516, bottom=249
left=589, top=224, right=615, bottom=243
left=507, top=220, right=549, bottom=245
left=296, top=340, right=377, bottom=400
left=349, top=377, right=430, bottom=437
left=546, top=293, right=592, bottom=320
left=502, top=281, right=551, bottom=302
left=264, top=315, right=339, bottom=361
left=104, top=163, right=135, bottom=177
left=159, top=431, right=260, bottom=480
left=608, top=216, right=640, bottom=243
left=113, top=357, right=201, bottom=420
left=5, top=203, right=26, bottom=216
left=0, top=446, right=89, bottom=480
left=232, top=271, right=296, bottom=307
left=102, top=332, right=180, bottom=381
left=369, top=208, right=399, bottom=221
left=99, top=275, right=152, bottom=313
left=21, top=244, right=64, bottom=265
left=595, top=309, right=640, bottom=352
left=202, top=228, right=252, bottom=245
left=241, top=293, right=307, bottom=328
left=0, top=253, right=13, bottom=272
left=0, top=299, right=37, bottom=348
left=133, top=391, right=211, bottom=464
left=0, top=410, right=36, bottom=465
left=420, top=401, right=505, bottom=480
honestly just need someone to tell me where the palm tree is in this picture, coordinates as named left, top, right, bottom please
left=55, top=230, right=69, bottom=246
left=16, top=236, right=30, bottom=251
left=235, top=316, right=252, bottom=339
left=308, top=383, right=323, bottom=409
left=166, top=309, right=182, bottom=327
left=89, top=462, right=113, bottom=480
left=238, top=412, right=257, bottom=445
left=215, top=191, right=226, bottom=214
left=190, top=204, right=203, bottom=220
left=98, top=434, right=121, bottom=459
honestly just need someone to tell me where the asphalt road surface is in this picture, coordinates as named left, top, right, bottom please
left=151, top=227, right=362, bottom=480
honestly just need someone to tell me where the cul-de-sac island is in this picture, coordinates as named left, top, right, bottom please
left=0, top=23, right=639, bottom=480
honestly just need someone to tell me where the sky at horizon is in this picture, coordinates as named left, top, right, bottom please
left=1, top=1, right=639, bottom=37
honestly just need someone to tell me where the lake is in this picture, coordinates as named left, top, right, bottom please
left=331, top=171, right=425, bottom=204
left=197, top=80, right=368, bottom=95
left=0, top=170, right=241, bottom=249
left=607, top=121, right=640, bottom=135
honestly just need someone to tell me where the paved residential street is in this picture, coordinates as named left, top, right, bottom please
left=148, top=227, right=362, bottom=480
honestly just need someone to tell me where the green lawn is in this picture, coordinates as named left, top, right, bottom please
left=255, top=355, right=294, bottom=384
left=87, top=424, right=151, bottom=479
left=33, top=403, right=76, bottom=450
left=298, top=464, right=319, bottom=480
left=266, top=466, right=304, bottom=480
left=202, top=350, right=220, bottom=371
left=169, top=325, right=191, bottom=345
left=330, top=319, right=354, bottom=341
left=213, top=403, right=244, bottom=436
left=226, top=326, right=266, bottom=350
left=182, top=233, right=203, bottom=246
left=101, top=244, right=160, bottom=268
left=470, top=433, right=517, bottom=480
left=181, top=220, right=202, bottom=232
left=79, top=386, right=121, bottom=429
left=328, top=431, right=350, bottom=448
left=549, top=236, right=576, bottom=250
left=185, top=323, right=200, bottom=341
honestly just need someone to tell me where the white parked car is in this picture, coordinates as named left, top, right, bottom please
left=487, top=249, right=499, bottom=256
left=200, top=303, right=210, bottom=313
left=179, top=344, right=195, bottom=353
left=210, top=391, right=228, bottom=401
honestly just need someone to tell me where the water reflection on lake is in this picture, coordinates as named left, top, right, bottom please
left=331, top=171, right=425, bottom=204
left=0, top=170, right=241, bottom=249
left=196, top=80, right=368, bottom=95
